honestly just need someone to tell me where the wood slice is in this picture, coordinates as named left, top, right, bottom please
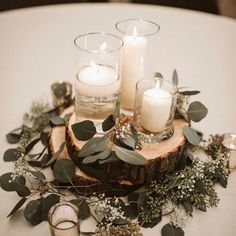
left=49, top=112, right=188, bottom=194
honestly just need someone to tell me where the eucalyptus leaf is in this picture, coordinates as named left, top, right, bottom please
left=196, top=196, right=207, bottom=212
left=50, top=116, right=65, bottom=126
left=121, top=202, right=138, bottom=219
left=128, top=192, right=139, bottom=202
left=121, top=135, right=136, bottom=150
left=183, top=201, right=193, bottom=216
left=142, top=216, right=162, bottom=228
left=24, top=138, right=41, bottom=155
left=78, top=137, right=101, bottom=157
left=53, top=82, right=67, bottom=98
left=99, top=151, right=119, bottom=164
left=115, top=146, right=147, bottom=166
left=102, top=115, right=115, bottom=131
left=6, top=127, right=22, bottom=144
left=40, top=131, right=49, bottom=146
left=175, top=227, right=185, bottom=236
left=113, top=102, right=120, bottom=122
left=179, top=90, right=200, bottom=96
left=41, top=194, right=60, bottom=220
left=183, top=126, right=201, bottom=146
left=154, top=72, right=163, bottom=79
left=219, top=177, right=227, bottom=188
left=94, top=135, right=110, bottom=153
left=7, top=197, right=27, bottom=218
left=72, top=121, right=96, bottom=141
left=40, top=154, right=51, bottom=167
left=78, top=163, right=107, bottom=182
left=79, top=135, right=110, bottom=158
left=28, top=153, right=41, bottom=158
left=24, top=199, right=43, bottom=225
left=53, top=159, right=75, bottom=183
left=83, top=148, right=112, bottom=164
left=3, top=149, right=19, bottom=162
left=24, top=194, right=58, bottom=224
left=27, top=170, right=46, bottom=181
left=195, top=179, right=207, bottom=194
left=15, top=184, right=31, bottom=197
left=172, top=69, right=178, bottom=86
left=161, top=223, right=184, bottom=236
left=137, top=192, right=146, bottom=210
left=0, top=173, right=25, bottom=192
left=44, top=142, right=65, bottom=167
left=70, top=199, right=91, bottom=220
left=113, top=218, right=129, bottom=226
left=187, top=101, right=208, bottom=122
left=28, top=161, right=42, bottom=168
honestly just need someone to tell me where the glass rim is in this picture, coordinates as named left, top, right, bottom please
left=74, top=32, right=124, bottom=54
left=136, top=78, right=177, bottom=99
left=47, top=202, right=79, bottom=230
left=76, top=64, right=120, bottom=87
left=222, top=132, right=236, bottom=150
left=115, top=18, right=160, bottom=37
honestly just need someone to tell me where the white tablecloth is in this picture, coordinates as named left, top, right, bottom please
left=0, top=3, right=236, bottom=236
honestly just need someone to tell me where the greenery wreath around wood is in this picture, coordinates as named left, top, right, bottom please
left=0, top=70, right=231, bottom=236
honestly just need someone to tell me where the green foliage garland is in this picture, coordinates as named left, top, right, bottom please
left=0, top=71, right=231, bottom=236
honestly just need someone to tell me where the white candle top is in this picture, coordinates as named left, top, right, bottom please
left=143, top=87, right=171, bottom=99
left=140, top=82, right=172, bottom=133
left=79, top=62, right=118, bottom=86
left=76, top=63, right=120, bottom=97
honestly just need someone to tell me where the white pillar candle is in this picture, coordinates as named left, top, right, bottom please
left=121, top=28, right=147, bottom=109
left=76, top=62, right=119, bottom=97
left=140, top=83, right=172, bottom=132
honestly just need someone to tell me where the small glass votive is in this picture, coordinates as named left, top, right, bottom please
left=133, top=78, right=177, bottom=143
left=74, top=32, right=123, bottom=129
left=222, top=133, right=236, bottom=168
left=115, top=19, right=160, bottom=112
left=51, top=81, right=72, bottom=108
left=47, top=202, right=80, bottom=236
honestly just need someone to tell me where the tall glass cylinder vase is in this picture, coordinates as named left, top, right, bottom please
left=115, top=19, right=160, bottom=113
left=74, top=33, right=123, bottom=129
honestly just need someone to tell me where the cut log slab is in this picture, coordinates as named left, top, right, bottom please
left=49, top=112, right=188, bottom=193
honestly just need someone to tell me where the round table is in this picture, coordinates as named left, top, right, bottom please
left=0, top=3, right=236, bottom=236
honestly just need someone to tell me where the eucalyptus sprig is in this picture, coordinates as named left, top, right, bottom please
left=71, top=115, right=146, bottom=166
left=171, top=70, right=208, bottom=123
left=0, top=77, right=231, bottom=236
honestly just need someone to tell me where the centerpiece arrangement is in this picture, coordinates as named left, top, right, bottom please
left=0, top=19, right=235, bottom=236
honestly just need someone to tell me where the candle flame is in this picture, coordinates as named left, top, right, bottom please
left=90, top=60, right=99, bottom=73
left=132, top=27, right=138, bottom=37
left=100, top=42, right=107, bottom=51
left=155, top=80, right=160, bottom=91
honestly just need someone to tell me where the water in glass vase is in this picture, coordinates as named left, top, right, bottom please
left=75, top=92, right=120, bottom=130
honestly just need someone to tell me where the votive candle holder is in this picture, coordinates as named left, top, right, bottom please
left=133, top=78, right=177, bottom=142
left=47, top=202, right=80, bottom=236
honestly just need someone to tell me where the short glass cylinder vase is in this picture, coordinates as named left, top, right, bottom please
left=115, top=19, right=160, bottom=112
left=47, top=202, right=80, bottom=236
left=51, top=81, right=72, bottom=108
left=222, top=133, right=236, bottom=169
left=133, top=79, right=177, bottom=143
left=74, top=32, right=123, bottom=129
